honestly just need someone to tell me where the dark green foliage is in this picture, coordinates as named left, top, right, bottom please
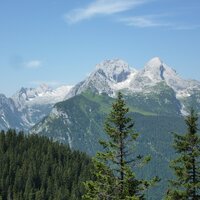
left=166, top=109, right=200, bottom=199
left=0, top=129, right=93, bottom=200
left=83, top=92, right=159, bottom=199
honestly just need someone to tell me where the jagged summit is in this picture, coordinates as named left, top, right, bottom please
left=35, top=84, right=52, bottom=94
left=10, top=84, right=73, bottom=128
left=95, top=59, right=132, bottom=83
left=67, top=57, right=200, bottom=102
left=142, top=57, right=177, bottom=82
left=12, top=85, right=52, bottom=107
left=13, top=84, right=72, bottom=107
left=17, top=84, right=52, bottom=101
left=67, top=59, right=135, bottom=97
left=96, top=59, right=129, bottom=69
left=145, top=57, right=163, bottom=67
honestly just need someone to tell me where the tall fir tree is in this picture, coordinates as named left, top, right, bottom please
left=166, top=109, right=200, bottom=200
left=83, top=92, right=158, bottom=200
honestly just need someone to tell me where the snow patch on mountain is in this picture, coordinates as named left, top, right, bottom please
left=67, top=59, right=137, bottom=98
left=12, top=84, right=73, bottom=108
left=113, top=72, right=137, bottom=91
left=9, top=84, right=73, bottom=129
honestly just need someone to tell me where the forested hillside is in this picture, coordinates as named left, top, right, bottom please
left=0, top=130, right=93, bottom=200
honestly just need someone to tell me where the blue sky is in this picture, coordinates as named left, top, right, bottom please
left=0, top=0, right=200, bottom=96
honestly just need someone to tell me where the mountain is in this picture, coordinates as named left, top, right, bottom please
left=1, top=57, right=200, bottom=132
left=12, top=84, right=72, bottom=108
left=31, top=57, right=200, bottom=199
left=128, top=57, right=200, bottom=95
left=0, top=94, right=23, bottom=130
left=67, top=57, right=200, bottom=114
left=11, top=84, right=73, bottom=128
left=0, top=84, right=73, bottom=131
left=67, top=59, right=137, bottom=98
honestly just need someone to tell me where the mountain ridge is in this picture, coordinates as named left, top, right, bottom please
left=66, top=57, right=200, bottom=115
left=1, top=57, right=200, bottom=131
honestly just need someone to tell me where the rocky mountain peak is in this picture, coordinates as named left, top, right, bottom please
left=142, top=57, right=177, bottom=82
left=35, top=84, right=52, bottom=94
left=67, top=59, right=135, bottom=98
left=145, top=57, right=163, bottom=67
left=13, top=84, right=52, bottom=102
left=95, top=59, right=132, bottom=83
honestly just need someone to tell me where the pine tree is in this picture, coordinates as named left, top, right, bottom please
left=0, top=130, right=92, bottom=199
left=166, top=109, right=200, bottom=199
left=83, top=92, right=158, bottom=200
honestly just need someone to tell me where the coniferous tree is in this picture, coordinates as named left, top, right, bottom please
left=0, top=129, right=92, bottom=200
left=166, top=109, right=200, bottom=199
left=83, top=92, right=158, bottom=200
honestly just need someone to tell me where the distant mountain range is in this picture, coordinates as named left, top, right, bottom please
left=1, top=57, right=200, bottom=199
left=1, top=57, right=200, bottom=130
left=29, top=57, right=196, bottom=156
left=66, top=57, right=200, bottom=117
left=0, top=84, right=72, bottom=130
left=68, top=57, right=200, bottom=100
